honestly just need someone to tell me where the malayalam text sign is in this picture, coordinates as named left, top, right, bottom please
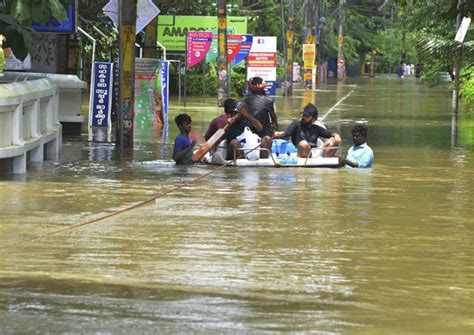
left=89, top=62, right=114, bottom=127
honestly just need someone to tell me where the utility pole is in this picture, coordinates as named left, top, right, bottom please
left=143, top=0, right=159, bottom=59
left=316, top=0, right=325, bottom=85
left=117, top=0, right=137, bottom=149
left=217, top=0, right=229, bottom=107
left=284, top=0, right=295, bottom=96
left=304, top=0, right=314, bottom=88
left=452, top=0, right=464, bottom=116
left=280, top=0, right=287, bottom=71
left=337, top=0, right=345, bottom=81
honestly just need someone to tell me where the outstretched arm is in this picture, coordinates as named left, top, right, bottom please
left=273, top=130, right=288, bottom=139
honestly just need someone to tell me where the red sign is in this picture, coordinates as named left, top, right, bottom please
left=227, top=34, right=242, bottom=64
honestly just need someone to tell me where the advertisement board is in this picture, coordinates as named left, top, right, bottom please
left=187, top=31, right=213, bottom=68
left=158, top=15, right=247, bottom=52
left=89, top=62, right=114, bottom=128
left=247, top=36, right=277, bottom=95
left=303, top=44, right=316, bottom=70
left=231, top=34, right=253, bottom=66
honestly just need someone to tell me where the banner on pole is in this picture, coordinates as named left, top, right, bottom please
left=231, top=34, right=253, bottom=66
left=88, top=62, right=114, bottom=142
left=160, top=61, right=169, bottom=139
left=227, top=34, right=242, bottom=64
left=187, top=31, right=213, bottom=68
left=454, top=17, right=471, bottom=43
left=303, top=44, right=316, bottom=70
left=134, top=58, right=161, bottom=134
left=89, top=62, right=114, bottom=128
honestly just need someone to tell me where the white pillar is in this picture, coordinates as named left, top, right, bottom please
left=13, top=153, right=26, bottom=174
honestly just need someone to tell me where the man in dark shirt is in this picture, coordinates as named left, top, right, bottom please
left=225, top=102, right=262, bottom=160
left=273, top=103, right=341, bottom=158
left=243, top=77, right=278, bottom=158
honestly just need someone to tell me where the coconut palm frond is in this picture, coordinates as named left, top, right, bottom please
left=418, top=36, right=474, bottom=66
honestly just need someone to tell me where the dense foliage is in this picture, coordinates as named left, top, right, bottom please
left=1, top=0, right=472, bottom=101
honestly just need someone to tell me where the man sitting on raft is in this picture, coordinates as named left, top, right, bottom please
left=225, top=101, right=263, bottom=160
left=273, top=103, right=341, bottom=158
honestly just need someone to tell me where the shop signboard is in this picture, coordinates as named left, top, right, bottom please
left=158, top=15, right=247, bottom=52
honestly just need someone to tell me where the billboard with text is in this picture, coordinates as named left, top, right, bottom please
left=157, top=15, right=247, bottom=53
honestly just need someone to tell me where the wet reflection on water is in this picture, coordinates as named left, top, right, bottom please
left=1, top=76, right=473, bottom=333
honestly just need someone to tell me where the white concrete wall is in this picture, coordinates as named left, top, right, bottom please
left=0, top=76, right=62, bottom=174
left=2, top=72, right=86, bottom=124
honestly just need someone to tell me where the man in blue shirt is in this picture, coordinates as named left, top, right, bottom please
left=173, top=113, right=197, bottom=164
left=339, top=124, right=374, bottom=168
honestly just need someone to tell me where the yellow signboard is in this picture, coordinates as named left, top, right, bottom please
left=303, top=44, right=315, bottom=70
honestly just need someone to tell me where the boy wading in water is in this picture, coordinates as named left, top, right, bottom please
left=173, top=114, right=197, bottom=164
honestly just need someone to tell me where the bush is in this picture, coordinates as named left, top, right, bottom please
left=460, top=65, right=474, bottom=105
left=185, top=61, right=246, bottom=97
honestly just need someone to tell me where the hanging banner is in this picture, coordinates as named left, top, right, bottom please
left=89, top=62, right=114, bottom=127
left=231, top=34, right=253, bottom=66
left=134, top=58, right=160, bottom=132
left=227, top=34, right=242, bottom=64
left=303, top=44, right=316, bottom=70
left=205, top=28, right=218, bottom=63
left=205, top=27, right=240, bottom=63
left=187, top=31, right=213, bottom=68
left=247, top=36, right=277, bottom=95
left=160, top=61, right=169, bottom=139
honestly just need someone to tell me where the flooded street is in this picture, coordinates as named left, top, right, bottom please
left=1, top=76, right=473, bottom=333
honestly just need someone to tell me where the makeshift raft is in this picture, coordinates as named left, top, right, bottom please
left=201, top=139, right=342, bottom=168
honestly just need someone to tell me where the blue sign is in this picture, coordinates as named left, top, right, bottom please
left=32, top=1, right=77, bottom=33
left=89, top=62, right=114, bottom=127
left=231, top=34, right=253, bottom=66
left=160, top=61, right=169, bottom=138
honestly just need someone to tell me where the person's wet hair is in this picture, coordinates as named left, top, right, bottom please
left=224, top=98, right=237, bottom=115
left=352, top=124, right=367, bottom=136
left=175, top=113, right=192, bottom=127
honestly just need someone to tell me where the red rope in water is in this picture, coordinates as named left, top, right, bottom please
left=1, top=163, right=229, bottom=250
